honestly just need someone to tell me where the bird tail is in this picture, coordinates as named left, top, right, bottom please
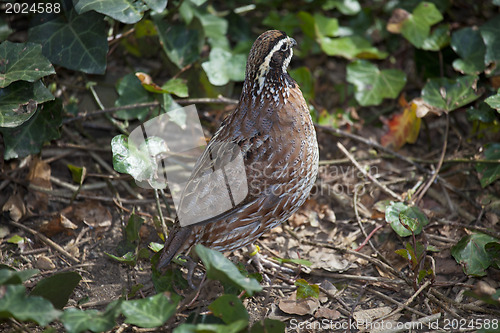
left=157, top=225, right=193, bottom=270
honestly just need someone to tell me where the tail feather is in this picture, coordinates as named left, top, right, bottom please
left=158, top=226, right=193, bottom=269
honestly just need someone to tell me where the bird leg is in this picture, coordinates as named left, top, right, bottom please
left=177, top=255, right=203, bottom=290
left=246, top=244, right=295, bottom=284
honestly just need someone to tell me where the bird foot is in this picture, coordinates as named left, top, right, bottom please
left=178, top=255, right=202, bottom=289
left=246, top=244, right=294, bottom=284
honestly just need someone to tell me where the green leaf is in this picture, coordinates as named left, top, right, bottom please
left=385, top=202, right=429, bottom=237
left=295, top=279, right=319, bottom=299
left=451, top=233, right=500, bottom=276
left=451, top=27, right=486, bottom=75
left=480, top=14, right=500, bottom=65
left=114, top=73, right=155, bottom=120
left=74, top=0, right=148, bottom=24
left=144, top=0, right=168, bottom=12
left=153, top=18, right=203, bottom=69
left=320, top=36, right=388, bottom=60
left=0, top=80, right=54, bottom=127
left=475, top=143, right=500, bottom=187
left=485, top=89, right=500, bottom=111
left=401, top=2, right=443, bottom=48
left=151, top=267, right=188, bottom=293
left=421, top=75, right=480, bottom=112
left=121, top=293, right=179, bottom=328
left=467, top=102, right=497, bottom=123
left=421, top=24, right=450, bottom=51
left=313, top=13, right=339, bottom=38
left=67, top=164, right=86, bottom=185
left=174, top=320, right=249, bottom=333
left=263, top=12, right=299, bottom=35
left=125, top=213, right=144, bottom=243
left=0, top=99, right=62, bottom=160
left=0, top=41, right=55, bottom=88
left=0, top=284, right=61, bottom=326
left=106, top=251, right=137, bottom=266
left=29, top=9, right=108, bottom=74
left=250, top=318, right=286, bottom=333
left=208, top=294, right=249, bottom=324
left=195, top=244, right=262, bottom=296
left=0, top=17, right=13, bottom=42
left=30, top=272, right=82, bottom=310
left=162, top=78, right=189, bottom=98
left=322, top=0, right=361, bottom=15
left=0, top=268, right=38, bottom=285
left=61, top=301, right=121, bottom=333
left=289, top=67, right=314, bottom=101
left=346, top=60, right=406, bottom=106
left=202, top=48, right=246, bottom=86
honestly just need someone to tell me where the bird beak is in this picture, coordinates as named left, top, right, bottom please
left=289, top=37, right=297, bottom=48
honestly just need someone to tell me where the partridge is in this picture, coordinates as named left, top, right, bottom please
left=158, top=30, right=319, bottom=269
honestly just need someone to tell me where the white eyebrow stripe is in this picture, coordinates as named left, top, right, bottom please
left=256, top=38, right=290, bottom=94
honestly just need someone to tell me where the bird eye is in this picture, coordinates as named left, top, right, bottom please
left=280, top=43, right=287, bottom=51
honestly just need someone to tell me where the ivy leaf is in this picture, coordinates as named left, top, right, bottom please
left=401, top=2, right=443, bottom=48
left=162, top=78, right=189, bottom=98
left=385, top=202, right=429, bottom=237
left=346, top=60, right=406, bottom=106
left=121, top=293, right=179, bottom=328
left=125, top=213, right=144, bottom=243
left=0, top=41, right=55, bottom=88
left=0, top=284, right=61, bottom=326
left=29, top=9, right=108, bottom=74
left=485, top=89, right=500, bottom=112
left=61, top=301, right=121, bottom=333
left=451, top=233, right=500, bottom=277
left=114, top=73, right=155, bottom=121
left=421, top=75, right=481, bottom=112
left=30, top=272, right=82, bottom=310
left=202, top=48, right=246, bottom=86
left=195, top=244, right=262, bottom=295
left=0, top=99, right=62, bottom=160
left=322, top=0, right=361, bottom=15
left=0, top=80, right=54, bottom=127
left=381, top=98, right=421, bottom=150
left=74, top=0, right=148, bottom=24
left=295, top=279, right=319, bottom=299
left=421, top=24, right=450, bottom=51
left=451, top=27, right=486, bottom=75
left=320, top=36, right=388, bottom=60
left=480, top=14, right=500, bottom=66
left=475, top=143, right=500, bottom=188
left=208, top=294, right=249, bottom=324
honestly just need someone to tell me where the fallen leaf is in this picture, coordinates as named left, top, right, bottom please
left=2, top=193, right=26, bottom=222
left=39, top=214, right=77, bottom=237
left=278, top=292, right=320, bottom=316
left=26, top=157, right=52, bottom=212
left=314, top=307, right=341, bottom=320
left=73, top=201, right=112, bottom=229
left=380, top=96, right=421, bottom=150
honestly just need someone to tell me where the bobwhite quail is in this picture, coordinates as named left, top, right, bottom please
left=158, top=30, right=319, bottom=269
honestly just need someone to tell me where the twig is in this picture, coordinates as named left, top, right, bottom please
left=353, top=184, right=385, bottom=253
left=337, top=142, right=403, bottom=201
left=63, top=102, right=160, bottom=124
left=9, top=221, right=80, bottom=264
left=415, top=113, right=449, bottom=205
left=366, top=287, right=428, bottom=317
left=380, top=313, right=441, bottom=333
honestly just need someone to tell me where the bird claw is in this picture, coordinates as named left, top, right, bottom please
left=247, top=245, right=294, bottom=284
left=178, top=255, right=201, bottom=289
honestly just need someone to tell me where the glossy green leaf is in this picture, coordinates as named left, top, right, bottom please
left=195, top=244, right=262, bottom=295
left=67, top=164, right=86, bottom=185
left=202, top=48, right=246, bottom=86
left=295, top=279, right=319, bottom=299
left=467, top=102, right=497, bottom=123
left=421, top=75, right=480, bottom=112
left=173, top=320, right=249, bottom=333
left=475, top=143, right=500, bottom=187
left=0, top=80, right=54, bottom=127
left=320, top=36, right=388, bottom=60
left=480, top=14, right=500, bottom=65
left=250, top=318, right=286, bottom=333
left=121, top=293, right=179, bottom=328
left=144, top=0, right=168, bottom=12
left=421, top=24, right=450, bottom=51
left=0, top=41, right=55, bottom=88
left=485, top=242, right=500, bottom=269
left=401, top=2, right=443, bottom=48
left=61, top=301, right=121, bottom=333
left=162, top=78, right=189, bottom=98
left=485, top=89, right=500, bottom=111
left=0, top=284, right=61, bottom=326
left=114, top=73, right=155, bottom=120
left=125, top=213, right=144, bottom=243
left=313, top=13, right=339, bottom=38
left=322, top=0, right=361, bottom=15
left=29, top=9, right=108, bottom=74
left=451, top=233, right=500, bottom=276
left=208, top=294, right=249, bottom=324
left=0, top=268, right=38, bottom=285
left=106, top=251, right=137, bottom=266
left=346, top=60, right=406, bottom=106
left=289, top=66, right=314, bottom=101
left=451, top=27, right=486, bottom=74
left=30, top=272, right=82, bottom=310
left=385, top=202, right=429, bottom=237
left=0, top=99, right=62, bottom=160
left=74, top=0, right=148, bottom=24
left=154, top=18, right=203, bottom=69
